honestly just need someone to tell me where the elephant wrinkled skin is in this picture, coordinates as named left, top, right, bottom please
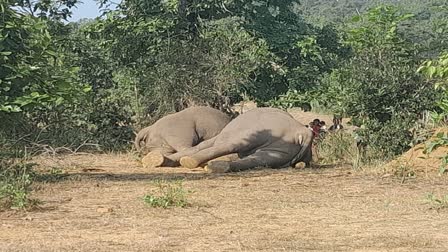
left=147, top=108, right=313, bottom=173
left=135, top=106, right=231, bottom=167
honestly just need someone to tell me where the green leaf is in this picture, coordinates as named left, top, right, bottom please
left=55, top=97, right=64, bottom=106
left=83, top=86, right=92, bottom=92
left=427, top=66, right=437, bottom=78
left=0, top=105, right=21, bottom=112
left=400, top=13, right=414, bottom=21
left=351, top=15, right=361, bottom=22
left=30, top=92, right=40, bottom=98
left=424, top=142, right=438, bottom=154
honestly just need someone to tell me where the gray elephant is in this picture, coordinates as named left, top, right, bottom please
left=145, top=107, right=313, bottom=173
left=135, top=106, right=231, bottom=167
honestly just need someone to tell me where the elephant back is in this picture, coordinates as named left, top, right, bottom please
left=185, top=106, right=232, bottom=141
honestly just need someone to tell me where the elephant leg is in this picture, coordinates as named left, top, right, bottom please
left=180, top=144, right=236, bottom=169
left=143, top=136, right=216, bottom=169
left=206, top=150, right=292, bottom=173
left=154, top=136, right=198, bottom=167
left=164, top=132, right=198, bottom=152
left=142, top=148, right=176, bottom=168
left=166, top=136, right=218, bottom=163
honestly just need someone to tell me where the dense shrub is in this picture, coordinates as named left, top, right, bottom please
left=316, top=6, right=437, bottom=157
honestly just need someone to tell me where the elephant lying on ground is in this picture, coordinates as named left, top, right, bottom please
left=144, top=108, right=313, bottom=173
left=134, top=106, right=231, bottom=167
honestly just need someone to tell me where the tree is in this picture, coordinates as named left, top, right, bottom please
left=319, top=6, right=438, bottom=157
left=0, top=0, right=86, bottom=113
left=418, top=52, right=448, bottom=173
left=13, top=0, right=80, bottom=20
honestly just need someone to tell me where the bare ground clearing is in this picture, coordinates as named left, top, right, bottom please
left=1, top=153, right=448, bottom=252
left=1, top=109, right=446, bottom=251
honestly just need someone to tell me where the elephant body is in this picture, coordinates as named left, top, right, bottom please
left=135, top=106, right=231, bottom=166
left=153, top=108, right=313, bottom=172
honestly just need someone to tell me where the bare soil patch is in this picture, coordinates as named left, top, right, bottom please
left=385, top=127, right=448, bottom=174
left=1, top=153, right=448, bottom=252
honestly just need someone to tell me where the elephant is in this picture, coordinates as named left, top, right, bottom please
left=134, top=106, right=231, bottom=167
left=144, top=107, right=314, bottom=173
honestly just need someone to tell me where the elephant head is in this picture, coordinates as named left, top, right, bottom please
left=289, top=129, right=314, bottom=167
left=134, top=126, right=153, bottom=151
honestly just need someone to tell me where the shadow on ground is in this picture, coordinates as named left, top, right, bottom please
left=35, top=163, right=341, bottom=183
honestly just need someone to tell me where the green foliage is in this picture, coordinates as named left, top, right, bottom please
left=143, top=179, right=190, bottom=208
left=0, top=161, right=38, bottom=210
left=0, top=0, right=88, bottom=113
left=417, top=52, right=448, bottom=92
left=356, top=117, right=415, bottom=158
left=419, top=52, right=448, bottom=174
left=14, top=0, right=80, bottom=20
left=317, top=6, right=437, bottom=158
left=80, top=12, right=272, bottom=125
left=424, top=132, right=448, bottom=174
left=0, top=0, right=100, bottom=152
left=264, top=90, right=309, bottom=109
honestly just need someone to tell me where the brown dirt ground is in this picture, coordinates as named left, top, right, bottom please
left=385, top=128, right=448, bottom=174
left=1, top=154, right=448, bottom=251
left=1, top=110, right=448, bottom=252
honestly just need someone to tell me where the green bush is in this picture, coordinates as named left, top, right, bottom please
left=0, top=161, right=38, bottom=210
left=419, top=52, right=448, bottom=174
left=316, top=6, right=437, bottom=158
left=356, top=117, right=415, bottom=159
left=143, top=180, right=190, bottom=208
left=0, top=1, right=88, bottom=113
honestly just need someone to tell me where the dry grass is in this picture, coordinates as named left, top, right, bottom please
left=0, top=153, right=447, bottom=251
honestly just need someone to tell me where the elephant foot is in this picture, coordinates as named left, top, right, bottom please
left=142, top=151, right=165, bottom=168
left=180, top=156, right=200, bottom=169
left=205, top=161, right=231, bottom=173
